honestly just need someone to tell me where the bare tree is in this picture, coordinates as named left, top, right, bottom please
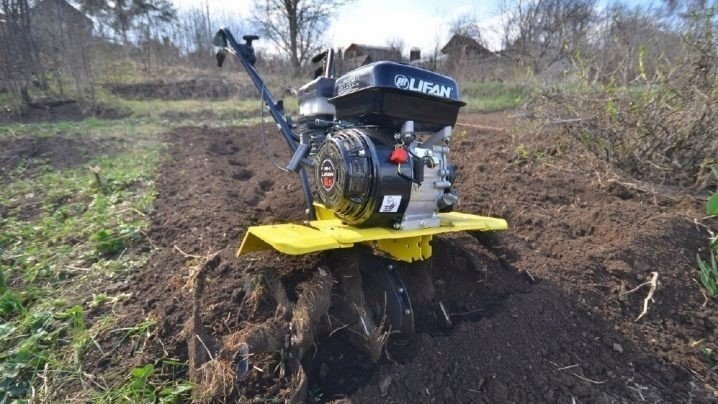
left=175, top=6, right=246, bottom=67
left=0, top=0, right=43, bottom=111
left=449, top=13, right=486, bottom=46
left=78, top=0, right=176, bottom=44
left=32, top=0, right=97, bottom=103
left=499, top=0, right=597, bottom=70
left=386, top=37, right=405, bottom=59
left=252, top=0, right=350, bottom=74
left=587, top=4, right=681, bottom=85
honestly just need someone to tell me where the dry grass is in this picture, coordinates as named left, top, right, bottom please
left=524, top=12, right=718, bottom=187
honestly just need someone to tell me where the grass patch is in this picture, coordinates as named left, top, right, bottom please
left=0, top=117, right=165, bottom=401
left=0, top=116, right=165, bottom=140
left=461, top=81, right=532, bottom=112
left=95, top=361, right=193, bottom=403
left=0, top=91, right=9, bottom=108
left=115, top=96, right=298, bottom=120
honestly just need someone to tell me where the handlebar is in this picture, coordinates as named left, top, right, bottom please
left=213, top=28, right=316, bottom=220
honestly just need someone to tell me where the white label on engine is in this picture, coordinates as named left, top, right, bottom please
left=379, top=195, right=401, bottom=213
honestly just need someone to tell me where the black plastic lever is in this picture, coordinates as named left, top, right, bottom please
left=243, top=35, right=259, bottom=47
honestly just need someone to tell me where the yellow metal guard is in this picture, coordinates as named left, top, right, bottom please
left=237, top=207, right=508, bottom=262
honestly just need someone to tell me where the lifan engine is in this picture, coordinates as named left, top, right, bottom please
left=297, top=61, right=465, bottom=230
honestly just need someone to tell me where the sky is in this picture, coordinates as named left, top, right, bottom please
left=326, top=0, right=505, bottom=53
left=173, top=0, right=662, bottom=56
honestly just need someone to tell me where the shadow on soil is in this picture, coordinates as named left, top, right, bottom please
left=309, top=235, right=695, bottom=403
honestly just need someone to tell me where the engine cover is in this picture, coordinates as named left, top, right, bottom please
left=330, top=61, right=465, bottom=131
left=314, top=128, right=412, bottom=227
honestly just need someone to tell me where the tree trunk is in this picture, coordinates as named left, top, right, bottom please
left=286, top=0, right=301, bottom=74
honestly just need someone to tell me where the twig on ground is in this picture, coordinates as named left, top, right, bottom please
left=627, top=384, right=647, bottom=401
left=328, top=321, right=350, bottom=337
left=39, top=363, right=48, bottom=399
left=195, top=334, right=214, bottom=361
left=141, top=230, right=158, bottom=249
left=550, top=361, right=606, bottom=384
left=156, top=339, right=172, bottom=363
left=550, top=361, right=579, bottom=371
left=448, top=307, right=484, bottom=317
left=549, top=118, right=583, bottom=125
left=65, top=265, right=91, bottom=272
left=174, top=245, right=201, bottom=258
left=693, top=279, right=710, bottom=308
left=690, top=217, right=717, bottom=231
left=455, top=122, right=506, bottom=132
left=621, top=272, right=659, bottom=321
left=92, top=337, right=104, bottom=355
left=636, top=272, right=659, bottom=321
left=570, top=372, right=606, bottom=385
left=542, top=161, right=578, bottom=173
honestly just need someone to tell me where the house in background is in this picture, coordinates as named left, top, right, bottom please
left=31, top=0, right=94, bottom=90
left=441, top=34, right=493, bottom=61
left=439, top=33, right=498, bottom=76
left=32, top=0, right=93, bottom=38
left=341, top=43, right=402, bottom=71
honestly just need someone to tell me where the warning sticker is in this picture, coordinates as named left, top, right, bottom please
left=379, top=195, right=401, bottom=213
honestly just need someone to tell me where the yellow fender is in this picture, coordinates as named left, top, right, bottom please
left=237, top=204, right=507, bottom=263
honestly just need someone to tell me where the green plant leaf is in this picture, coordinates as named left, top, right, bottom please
left=90, top=229, right=125, bottom=255
left=130, top=364, right=154, bottom=379
left=698, top=253, right=718, bottom=300
left=159, top=383, right=193, bottom=403
left=56, top=305, right=85, bottom=331
left=0, top=322, right=16, bottom=339
left=707, top=192, right=718, bottom=216
left=0, top=290, right=25, bottom=319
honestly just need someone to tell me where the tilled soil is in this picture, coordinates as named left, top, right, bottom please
left=0, top=134, right=124, bottom=179
left=0, top=102, right=128, bottom=124
left=99, top=113, right=716, bottom=402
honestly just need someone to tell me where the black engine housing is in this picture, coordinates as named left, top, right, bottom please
left=330, top=61, right=465, bottom=131
left=314, top=127, right=411, bottom=226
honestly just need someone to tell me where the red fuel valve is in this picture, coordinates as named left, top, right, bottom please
left=389, top=147, right=409, bottom=164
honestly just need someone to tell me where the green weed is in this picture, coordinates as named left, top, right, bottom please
left=514, top=143, right=548, bottom=163
left=91, top=229, right=126, bottom=256
left=698, top=252, right=717, bottom=300
left=120, top=318, right=157, bottom=339
left=0, top=290, right=26, bottom=319
left=0, top=301, right=88, bottom=400
left=56, top=305, right=85, bottom=331
left=97, top=362, right=193, bottom=403
left=697, top=166, right=718, bottom=302
left=708, top=179, right=718, bottom=218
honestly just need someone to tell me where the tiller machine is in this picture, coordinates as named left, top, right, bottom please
left=213, top=29, right=507, bottom=356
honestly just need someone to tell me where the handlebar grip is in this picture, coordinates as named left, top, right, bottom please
left=243, top=35, right=259, bottom=46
